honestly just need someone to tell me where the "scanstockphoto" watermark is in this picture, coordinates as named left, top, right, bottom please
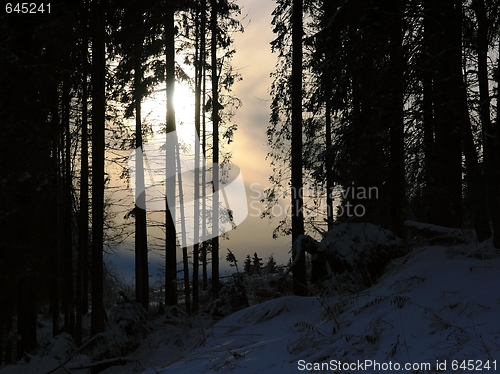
left=298, top=359, right=434, bottom=371
left=248, top=183, right=379, bottom=218
left=128, top=131, right=248, bottom=247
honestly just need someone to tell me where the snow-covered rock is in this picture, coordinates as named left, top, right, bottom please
left=307, top=222, right=404, bottom=292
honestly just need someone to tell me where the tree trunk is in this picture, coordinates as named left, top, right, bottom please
left=201, top=0, right=208, bottom=291
left=76, top=0, right=89, bottom=346
left=422, top=0, right=436, bottom=225
left=175, top=140, right=191, bottom=314
left=134, top=15, right=149, bottom=310
left=4, top=315, right=13, bottom=365
left=325, top=98, right=334, bottom=231
left=0, top=308, right=3, bottom=366
left=497, top=39, right=500, bottom=130
left=50, top=82, right=61, bottom=337
left=452, top=0, right=490, bottom=242
left=16, top=272, right=37, bottom=358
left=62, top=73, right=75, bottom=337
left=474, top=0, right=500, bottom=247
left=210, top=0, right=220, bottom=299
left=90, top=0, right=106, bottom=336
left=425, top=0, right=462, bottom=229
left=319, top=0, right=334, bottom=232
left=291, top=0, right=307, bottom=296
left=192, top=0, right=203, bottom=314
left=388, top=0, right=405, bottom=238
left=496, top=39, right=500, bottom=247
left=165, top=4, right=178, bottom=306
left=458, top=80, right=491, bottom=242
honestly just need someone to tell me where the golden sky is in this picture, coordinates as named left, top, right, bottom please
left=224, top=0, right=291, bottom=269
left=111, top=0, right=293, bottom=280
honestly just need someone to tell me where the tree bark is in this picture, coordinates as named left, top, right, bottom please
left=76, top=0, right=89, bottom=346
left=388, top=0, right=405, bottom=238
left=134, top=11, right=149, bottom=310
left=210, top=0, right=220, bottom=299
left=425, top=0, right=462, bottom=229
left=192, top=0, right=203, bottom=313
left=16, top=272, right=37, bottom=358
left=175, top=141, right=191, bottom=314
left=291, top=0, right=307, bottom=296
left=0, top=308, right=3, bottom=365
left=325, top=98, right=334, bottom=231
left=459, top=81, right=491, bottom=242
left=62, top=73, right=75, bottom=337
left=4, top=316, right=13, bottom=364
left=201, top=0, right=208, bottom=292
left=496, top=39, right=500, bottom=247
left=165, top=4, right=178, bottom=306
left=422, top=0, right=436, bottom=225
left=474, top=0, right=500, bottom=246
left=90, top=0, right=106, bottom=336
left=50, top=81, right=61, bottom=338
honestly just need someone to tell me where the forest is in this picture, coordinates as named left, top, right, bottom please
left=0, top=0, right=499, bottom=370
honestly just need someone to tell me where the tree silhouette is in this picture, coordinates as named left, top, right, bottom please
left=90, top=0, right=107, bottom=336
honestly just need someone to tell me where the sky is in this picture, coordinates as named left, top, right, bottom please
left=222, top=0, right=291, bottom=267
left=110, top=0, right=293, bottom=283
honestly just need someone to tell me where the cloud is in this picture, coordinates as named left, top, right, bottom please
left=230, top=0, right=277, bottom=179
left=222, top=0, right=291, bottom=262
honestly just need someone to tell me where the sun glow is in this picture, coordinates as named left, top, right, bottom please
left=141, top=81, right=196, bottom=144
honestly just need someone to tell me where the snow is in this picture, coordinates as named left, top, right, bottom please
left=404, top=220, right=476, bottom=243
left=141, top=243, right=500, bottom=373
left=0, top=333, right=82, bottom=374
left=141, top=296, right=324, bottom=373
left=321, top=222, right=402, bottom=252
left=311, top=222, right=404, bottom=292
left=2, top=233, right=500, bottom=374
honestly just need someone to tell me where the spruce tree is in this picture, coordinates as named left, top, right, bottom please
left=244, top=255, right=253, bottom=274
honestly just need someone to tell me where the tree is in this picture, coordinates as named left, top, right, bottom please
left=90, top=0, right=107, bottom=336
left=210, top=0, right=221, bottom=299
left=265, top=255, right=278, bottom=274
left=269, top=0, right=495, bottom=244
left=243, top=255, right=253, bottom=274
left=0, top=1, right=75, bottom=356
left=290, top=0, right=308, bottom=295
left=496, top=37, right=500, bottom=247
left=387, top=0, right=405, bottom=238
left=252, top=253, right=263, bottom=275
left=0, top=0, right=248, bottom=357
left=192, top=0, right=205, bottom=313
left=111, top=0, right=170, bottom=310
left=62, top=70, right=75, bottom=338
left=452, top=0, right=491, bottom=242
left=225, top=248, right=239, bottom=272
left=126, top=0, right=150, bottom=311
left=268, top=0, right=319, bottom=292
left=76, top=0, right=90, bottom=346
left=424, top=0, right=462, bottom=229
left=165, top=1, right=178, bottom=307
left=175, top=139, right=192, bottom=314
left=472, top=0, right=500, bottom=247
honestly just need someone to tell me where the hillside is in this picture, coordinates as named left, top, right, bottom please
left=2, top=238, right=499, bottom=373
left=141, top=240, right=500, bottom=373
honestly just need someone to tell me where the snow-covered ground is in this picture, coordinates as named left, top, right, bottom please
left=2, top=238, right=500, bottom=373
left=141, top=240, right=500, bottom=373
